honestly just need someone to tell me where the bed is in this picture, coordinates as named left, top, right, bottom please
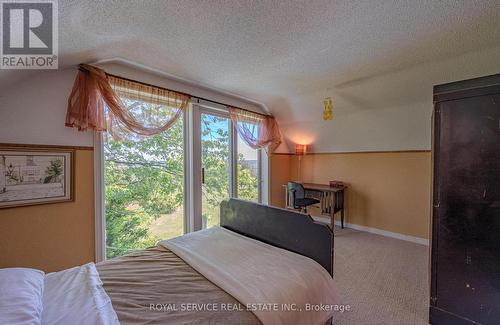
left=0, top=199, right=336, bottom=325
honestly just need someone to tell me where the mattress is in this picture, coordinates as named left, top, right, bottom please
left=96, top=245, right=260, bottom=325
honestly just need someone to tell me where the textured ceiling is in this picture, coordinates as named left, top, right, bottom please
left=2, top=0, right=500, bottom=124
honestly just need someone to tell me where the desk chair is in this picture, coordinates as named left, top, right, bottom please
left=287, top=182, right=320, bottom=214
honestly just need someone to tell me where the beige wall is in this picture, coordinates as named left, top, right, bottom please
left=0, top=149, right=95, bottom=272
left=271, top=151, right=431, bottom=239
left=270, top=154, right=292, bottom=208
left=275, top=46, right=500, bottom=154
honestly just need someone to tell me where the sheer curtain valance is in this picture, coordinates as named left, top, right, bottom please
left=229, top=107, right=282, bottom=153
left=66, top=64, right=281, bottom=149
left=65, top=64, right=190, bottom=138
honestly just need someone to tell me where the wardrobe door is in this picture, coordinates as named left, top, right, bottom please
left=432, top=93, right=500, bottom=324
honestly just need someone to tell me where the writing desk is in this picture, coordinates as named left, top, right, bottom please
left=283, top=183, right=346, bottom=229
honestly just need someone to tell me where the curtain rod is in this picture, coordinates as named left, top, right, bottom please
left=104, top=72, right=269, bottom=117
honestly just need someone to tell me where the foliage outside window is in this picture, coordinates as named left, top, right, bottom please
left=105, top=101, right=260, bottom=259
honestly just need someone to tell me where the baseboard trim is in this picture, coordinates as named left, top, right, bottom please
left=312, top=215, right=429, bottom=246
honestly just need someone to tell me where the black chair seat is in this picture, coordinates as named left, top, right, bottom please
left=287, top=182, right=318, bottom=213
left=294, top=197, right=320, bottom=207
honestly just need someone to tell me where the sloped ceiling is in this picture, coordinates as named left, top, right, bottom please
left=2, top=0, right=500, bottom=151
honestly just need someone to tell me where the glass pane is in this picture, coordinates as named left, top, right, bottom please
left=237, top=135, right=260, bottom=202
left=201, top=113, right=231, bottom=229
left=104, top=107, right=184, bottom=259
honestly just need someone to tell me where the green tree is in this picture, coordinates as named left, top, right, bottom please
left=104, top=102, right=260, bottom=258
left=237, top=153, right=259, bottom=201
left=104, top=100, right=184, bottom=258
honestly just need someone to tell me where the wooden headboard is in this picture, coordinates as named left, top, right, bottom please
left=220, top=198, right=334, bottom=276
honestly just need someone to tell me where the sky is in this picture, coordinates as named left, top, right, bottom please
left=202, top=114, right=258, bottom=160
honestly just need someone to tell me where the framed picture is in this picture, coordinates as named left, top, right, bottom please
left=0, top=144, right=75, bottom=208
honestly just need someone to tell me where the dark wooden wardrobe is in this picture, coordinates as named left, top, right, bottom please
left=430, top=74, right=500, bottom=324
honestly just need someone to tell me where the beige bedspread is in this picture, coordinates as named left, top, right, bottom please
left=97, top=245, right=260, bottom=325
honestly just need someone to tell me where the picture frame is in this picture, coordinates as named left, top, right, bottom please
left=0, top=144, right=75, bottom=209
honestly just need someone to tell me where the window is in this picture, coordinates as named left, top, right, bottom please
left=104, top=99, right=185, bottom=259
left=98, top=89, right=268, bottom=260
left=236, top=135, right=260, bottom=202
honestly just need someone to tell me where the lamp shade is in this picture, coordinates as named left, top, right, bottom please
left=295, top=144, right=307, bottom=156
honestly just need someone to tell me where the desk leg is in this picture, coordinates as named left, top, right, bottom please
left=340, top=189, right=345, bottom=229
left=330, top=192, right=335, bottom=230
left=333, top=190, right=345, bottom=229
left=330, top=211, right=335, bottom=230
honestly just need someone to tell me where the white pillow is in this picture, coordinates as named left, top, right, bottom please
left=0, top=267, right=45, bottom=325
left=42, top=263, right=120, bottom=325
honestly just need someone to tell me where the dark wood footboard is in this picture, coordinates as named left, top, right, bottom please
left=220, top=198, right=334, bottom=276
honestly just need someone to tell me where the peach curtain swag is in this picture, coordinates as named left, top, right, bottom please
left=65, top=64, right=190, bottom=138
left=228, top=107, right=281, bottom=153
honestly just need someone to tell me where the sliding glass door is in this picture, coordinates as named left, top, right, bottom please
left=101, top=101, right=264, bottom=259
left=200, top=111, right=231, bottom=229
left=198, top=108, right=262, bottom=229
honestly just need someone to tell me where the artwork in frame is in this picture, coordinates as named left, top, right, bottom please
left=0, top=145, right=74, bottom=208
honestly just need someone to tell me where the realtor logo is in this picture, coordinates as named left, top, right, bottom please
left=1, top=0, right=58, bottom=69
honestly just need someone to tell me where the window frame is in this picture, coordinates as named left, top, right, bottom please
left=94, top=99, right=268, bottom=262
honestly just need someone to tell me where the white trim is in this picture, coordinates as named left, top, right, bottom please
left=230, top=120, right=237, bottom=198
left=260, top=149, right=269, bottom=205
left=183, top=108, right=192, bottom=234
left=311, top=215, right=429, bottom=246
left=93, top=132, right=106, bottom=262
left=189, top=103, right=202, bottom=232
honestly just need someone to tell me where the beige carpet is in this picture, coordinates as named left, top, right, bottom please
left=332, top=227, right=429, bottom=325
